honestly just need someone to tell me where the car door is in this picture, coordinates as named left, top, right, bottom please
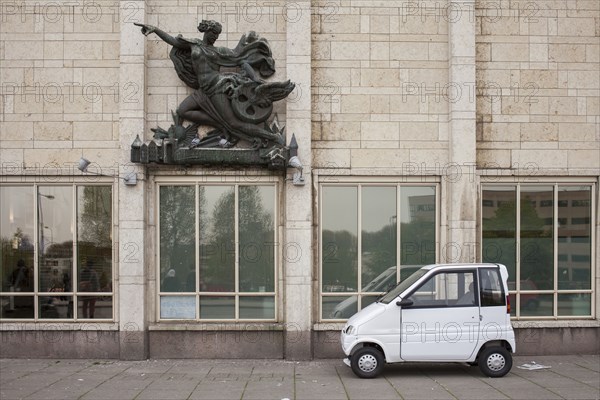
left=400, top=269, right=480, bottom=361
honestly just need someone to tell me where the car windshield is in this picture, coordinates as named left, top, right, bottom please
left=378, top=268, right=428, bottom=304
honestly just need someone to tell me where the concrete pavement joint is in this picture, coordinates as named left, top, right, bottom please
left=22, top=360, right=93, bottom=399
left=185, top=365, right=213, bottom=400
left=509, top=370, right=566, bottom=399
left=418, top=365, right=459, bottom=400
left=382, top=374, right=405, bottom=400
left=473, top=373, right=511, bottom=399
left=239, top=366, right=252, bottom=399
left=334, top=365, right=351, bottom=400
left=77, top=361, right=136, bottom=400
left=292, top=364, right=296, bottom=400
left=547, top=368, right=600, bottom=391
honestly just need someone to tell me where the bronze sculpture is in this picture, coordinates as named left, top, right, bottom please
left=134, top=20, right=294, bottom=149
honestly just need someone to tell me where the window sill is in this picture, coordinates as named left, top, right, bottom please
left=149, top=322, right=284, bottom=331
left=512, top=320, right=599, bottom=329
left=0, top=322, right=119, bottom=331
left=314, top=323, right=345, bottom=331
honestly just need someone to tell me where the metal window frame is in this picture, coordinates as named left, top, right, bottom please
left=155, top=177, right=279, bottom=322
left=480, top=179, right=596, bottom=320
left=0, top=180, right=116, bottom=322
left=318, top=178, right=440, bottom=322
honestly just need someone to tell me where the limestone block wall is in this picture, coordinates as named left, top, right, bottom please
left=145, top=0, right=289, bottom=135
left=476, top=0, right=600, bottom=172
left=311, top=0, right=450, bottom=172
left=0, top=1, right=122, bottom=170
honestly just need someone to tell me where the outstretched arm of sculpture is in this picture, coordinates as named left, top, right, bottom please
left=134, top=23, right=188, bottom=49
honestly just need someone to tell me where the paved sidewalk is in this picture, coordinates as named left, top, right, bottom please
left=0, top=355, right=598, bottom=400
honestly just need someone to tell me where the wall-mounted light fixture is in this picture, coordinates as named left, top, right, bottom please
left=287, top=134, right=305, bottom=186
left=288, top=155, right=304, bottom=186
left=77, top=157, right=138, bottom=186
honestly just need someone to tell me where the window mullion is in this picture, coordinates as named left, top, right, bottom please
left=73, top=186, right=78, bottom=320
left=33, top=184, right=39, bottom=321
left=195, top=184, right=200, bottom=321
left=396, top=185, right=401, bottom=282
left=516, top=184, right=521, bottom=319
left=357, top=184, right=362, bottom=311
left=553, top=185, right=558, bottom=318
left=234, top=185, right=240, bottom=320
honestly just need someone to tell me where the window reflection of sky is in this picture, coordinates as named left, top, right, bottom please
left=322, top=186, right=436, bottom=233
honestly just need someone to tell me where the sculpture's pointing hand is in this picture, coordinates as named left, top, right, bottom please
left=134, top=22, right=156, bottom=36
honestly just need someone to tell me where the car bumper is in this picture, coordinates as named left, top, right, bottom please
left=341, top=331, right=358, bottom=356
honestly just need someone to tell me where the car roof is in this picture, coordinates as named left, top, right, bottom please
left=421, top=263, right=502, bottom=270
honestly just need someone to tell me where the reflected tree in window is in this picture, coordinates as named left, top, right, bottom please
left=160, top=186, right=195, bottom=292
left=238, top=186, right=274, bottom=292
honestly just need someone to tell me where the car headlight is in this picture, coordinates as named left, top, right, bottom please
left=344, top=325, right=356, bottom=335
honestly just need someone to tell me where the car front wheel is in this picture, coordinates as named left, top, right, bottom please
left=351, top=347, right=384, bottom=378
left=479, top=346, right=512, bottom=377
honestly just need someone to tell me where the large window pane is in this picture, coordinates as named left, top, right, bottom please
left=558, top=293, right=591, bottom=316
left=77, top=295, right=112, bottom=319
left=558, top=186, right=591, bottom=290
left=77, top=186, right=112, bottom=294
left=38, top=187, right=73, bottom=293
left=1, top=186, right=34, bottom=293
left=400, top=186, right=436, bottom=266
left=160, top=296, right=196, bottom=319
left=160, top=186, right=195, bottom=293
left=200, top=296, right=234, bottom=319
left=239, top=296, right=274, bottom=319
left=361, top=187, right=396, bottom=292
left=239, top=186, right=275, bottom=292
left=199, top=186, right=234, bottom=292
left=0, top=296, right=34, bottom=318
left=322, top=187, right=358, bottom=293
left=39, top=296, right=72, bottom=319
left=520, top=294, right=553, bottom=317
left=323, top=295, right=357, bottom=319
left=520, top=186, right=554, bottom=291
left=482, top=186, right=517, bottom=290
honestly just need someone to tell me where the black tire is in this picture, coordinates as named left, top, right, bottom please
left=351, top=346, right=384, bottom=379
left=478, top=346, right=512, bottom=377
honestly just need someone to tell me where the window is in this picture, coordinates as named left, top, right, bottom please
left=0, top=185, right=113, bottom=320
left=482, top=184, right=594, bottom=318
left=320, top=183, right=437, bottom=319
left=406, top=271, right=476, bottom=308
left=158, top=183, right=277, bottom=320
left=479, top=268, right=505, bottom=307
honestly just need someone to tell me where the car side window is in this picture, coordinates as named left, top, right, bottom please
left=479, top=268, right=505, bottom=307
left=407, top=271, right=477, bottom=308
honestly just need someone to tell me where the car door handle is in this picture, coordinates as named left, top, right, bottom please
left=479, top=315, right=483, bottom=321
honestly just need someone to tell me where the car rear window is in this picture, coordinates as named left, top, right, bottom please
left=479, top=268, right=505, bottom=307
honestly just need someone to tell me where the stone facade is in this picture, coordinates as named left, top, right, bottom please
left=1, top=0, right=598, bottom=359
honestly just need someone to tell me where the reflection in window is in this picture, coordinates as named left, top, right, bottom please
left=482, top=187, right=517, bottom=290
left=482, top=184, right=594, bottom=319
left=160, top=186, right=195, bottom=293
left=321, top=184, right=437, bottom=319
left=0, top=184, right=113, bottom=320
left=158, top=184, right=277, bottom=320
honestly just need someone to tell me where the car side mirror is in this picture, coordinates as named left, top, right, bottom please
left=396, top=298, right=413, bottom=307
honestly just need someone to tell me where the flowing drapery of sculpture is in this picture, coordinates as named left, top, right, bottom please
left=135, top=20, right=295, bottom=148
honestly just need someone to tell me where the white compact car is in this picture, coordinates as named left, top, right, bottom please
left=341, top=263, right=516, bottom=378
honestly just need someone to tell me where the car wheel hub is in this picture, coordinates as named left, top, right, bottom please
left=487, top=353, right=505, bottom=371
left=358, top=354, right=377, bottom=372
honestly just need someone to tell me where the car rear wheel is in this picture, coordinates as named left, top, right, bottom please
left=479, top=346, right=512, bottom=377
left=351, top=347, right=384, bottom=378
